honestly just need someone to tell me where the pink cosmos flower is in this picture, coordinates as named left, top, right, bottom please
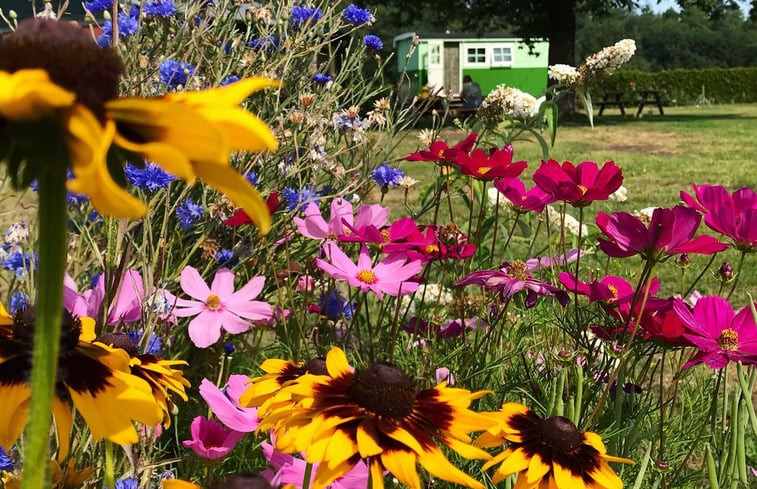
left=596, top=205, right=728, bottom=261
left=682, top=184, right=757, bottom=252
left=199, top=374, right=259, bottom=432
left=673, top=296, right=757, bottom=369
left=316, top=243, right=421, bottom=298
left=457, top=260, right=569, bottom=308
left=493, top=177, right=555, bottom=213
left=63, top=270, right=145, bottom=325
left=293, top=199, right=389, bottom=241
left=339, top=216, right=417, bottom=247
left=166, top=266, right=273, bottom=348
left=182, top=416, right=244, bottom=459
left=533, top=159, right=623, bottom=207
left=260, top=443, right=369, bottom=489
left=558, top=273, right=660, bottom=305
left=404, top=132, right=478, bottom=164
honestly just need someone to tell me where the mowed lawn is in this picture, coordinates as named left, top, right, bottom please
left=381, top=104, right=757, bottom=301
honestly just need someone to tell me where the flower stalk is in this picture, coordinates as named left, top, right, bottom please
left=23, top=161, right=68, bottom=489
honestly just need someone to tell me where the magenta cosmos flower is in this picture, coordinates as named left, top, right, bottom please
left=293, top=199, right=389, bottom=241
left=493, top=177, right=554, bottom=213
left=404, top=132, right=477, bottom=164
left=558, top=272, right=660, bottom=305
left=682, top=184, right=757, bottom=252
left=533, top=159, right=623, bottom=207
left=182, top=416, right=244, bottom=460
left=199, top=374, right=259, bottom=432
left=673, top=296, right=757, bottom=369
left=261, top=442, right=369, bottom=489
left=316, top=243, right=422, bottom=298
left=596, top=205, right=728, bottom=261
left=166, top=266, right=273, bottom=348
left=457, top=260, right=569, bottom=308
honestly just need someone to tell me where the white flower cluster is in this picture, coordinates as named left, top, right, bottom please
left=549, top=39, right=636, bottom=88
left=608, top=185, right=628, bottom=202
left=548, top=64, right=581, bottom=87
left=478, top=85, right=539, bottom=124
left=546, top=206, right=589, bottom=237
left=486, top=187, right=512, bottom=208
left=580, top=39, right=636, bottom=84
left=401, top=283, right=454, bottom=316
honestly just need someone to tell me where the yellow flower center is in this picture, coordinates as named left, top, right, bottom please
left=477, top=166, right=492, bottom=175
left=424, top=243, right=440, bottom=254
left=357, top=270, right=377, bottom=284
left=717, top=328, right=739, bottom=351
left=577, top=184, right=588, bottom=195
left=206, top=293, right=222, bottom=310
left=608, top=284, right=619, bottom=298
left=380, top=229, right=391, bottom=244
left=508, top=260, right=529, bottom=281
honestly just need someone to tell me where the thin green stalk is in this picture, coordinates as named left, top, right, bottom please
left=23, top=164, right=68, bottom=489
left=302, top=463, right=313, bottom=489
left=104, top=441, right=115, bottom=489
left=725, top=251, right=746, bottom=300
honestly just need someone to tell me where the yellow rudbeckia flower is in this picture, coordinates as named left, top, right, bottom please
left=0, top=19, right=277, bottom=234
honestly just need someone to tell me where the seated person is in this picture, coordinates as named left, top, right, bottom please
left=460, top=75, right=482, bottom=108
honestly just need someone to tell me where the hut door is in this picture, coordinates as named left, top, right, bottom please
left=427, top=41, right=444, bottom=92
left=443, top=42, right=460, bottom=95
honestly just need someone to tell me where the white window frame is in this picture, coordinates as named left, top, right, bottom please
left=429, top=43, right=442, bottom=67
left=491, top=44, right=514, bottom=67
left=462, top=45, right=487, bottom=67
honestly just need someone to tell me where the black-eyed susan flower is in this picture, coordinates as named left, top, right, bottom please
left=256, top=347, right=496, bottom=489
left=0, top=19, right=277, bottom=232
left=99, top=333, right=190, bottom=427
left=0, top=308, right=163, bottom=459
left=476, top=403, right=633, bottom=489
left=238, top=357, right=327, bottom=412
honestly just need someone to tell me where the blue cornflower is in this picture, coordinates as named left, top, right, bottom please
left=115, top=477, right=139, bottom=489
left=214, top=249, right=239, bottom=267
left=0, top=445, right=13, bottom=472
left=124, top=163, right=175, bottom=193
left=333, top=113, right=365, bottom=132
left=84, top=0, right=112, bottom=15
left=143, top=0, right=176, bottom=17
left=282, top=186, right=320, bottom=212
left=363, top=34, right=383, bottom=51
left=2, top=251, right=38, bottom=278
left=126, top=331, right=164, bottom=355
left=159, top=59, right=196, bottom=89
left=176, top=198, right=204, bottom=229
left=371, top=163, right=403, bottom=188
left=244, top=171, right=259, bottom=187
left=220, top=75, right=240, bottom=86
left=224, top=342, right=235, bottom=355
left=248, top=34, right=280, bottom=52
left=343, top=5, right=373, bottom=25
left=289, top=5, right=322, bottom=28
left=319, top=290, right=353, bottom=320
left=312, top=73, right=333, bottom=84
left=88, top=210, right=103, bottom=224
left=9, top=291, right=29, bottom=315
left=97, top=12, right=140, bottom=47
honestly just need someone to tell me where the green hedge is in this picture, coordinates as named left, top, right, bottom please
left=593, top=67, right=757, bottom=105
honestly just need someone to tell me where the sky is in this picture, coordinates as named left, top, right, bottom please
left=641, top=0, right=751, bottom=14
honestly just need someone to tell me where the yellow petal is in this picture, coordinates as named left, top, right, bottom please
left=0, top=69, right=75, bottom=120
left=356, top=421, right=384, bottom=457
left=381, top=450, right=421, bottom=489
left=526, top=453, right=551, bottom=485
left=325, top=346, right=351, bottom=377
left=168, top=77, right=279, bottom=107
left=0, top=383, right=30, bottom=451
left=78, top=317, right=97, bottom=342
left=589, top=462, right=624, bottom=489
left=113, top=132, right=195, bottom=183
left=162, top=480, right=203, bottom=489
left=417, top=444, right=484, bottom=489
left=53, top=397, right=73, bottom=462
left=310, top=457, right=355, bottom=489
left=553, top=463, right=586, bottom=489
left=370, top=459, right=385, bottom=489
left=0, top=302, right=12, bottom=325
left=494, top=447, right=531, bottom=478
left=192, top=161, right=271, bottom=235
left=107, top=97, right=227, bottom=173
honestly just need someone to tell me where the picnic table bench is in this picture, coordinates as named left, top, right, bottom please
left=596, top=89, right=668, bottom=117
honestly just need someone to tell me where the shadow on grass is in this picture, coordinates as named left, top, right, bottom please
left=561, top=111, right=757, bottom=127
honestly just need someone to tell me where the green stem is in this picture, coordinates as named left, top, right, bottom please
left=302, top=463, right=313, bottom=489
left=23, top=164, right=68, bottom=489
left=104, top=441, right=115, bottom=489
left=725, top=251, right=746, bottom=301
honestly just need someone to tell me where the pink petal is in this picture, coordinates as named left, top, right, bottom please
left=226, top=276, right=266, bottom=306
left=218, top=311, right=252, bottom=334
left=198, top=378, right=258, bottom=432
left=211, top=268, right=236, bottom=298
left=188, top=311, right=223, bottom=348
left=693, top=296, right=735, bottom=336
left=181, top=266, right=211, bottom=301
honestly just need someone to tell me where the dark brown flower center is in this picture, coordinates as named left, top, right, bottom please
left=537, top=416, right=583, bottom=455
left=0, top=19, right=123, bottom=120
left=304, top=357, right=328, bottom=375
left=13, top=306, right=81, bottom=354
left=100, top=332, right=138, bottom=356
left=349, top=363, right=417, bottom=419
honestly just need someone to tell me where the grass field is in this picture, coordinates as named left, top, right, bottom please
left=383, top=103, right=757, bottom=302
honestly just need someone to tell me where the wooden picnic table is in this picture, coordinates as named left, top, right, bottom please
left=635, top=89, right=665, bottom=117
left=596, top=90, right=666, bottom=117
left=597, top=91, right=628, bottom=116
